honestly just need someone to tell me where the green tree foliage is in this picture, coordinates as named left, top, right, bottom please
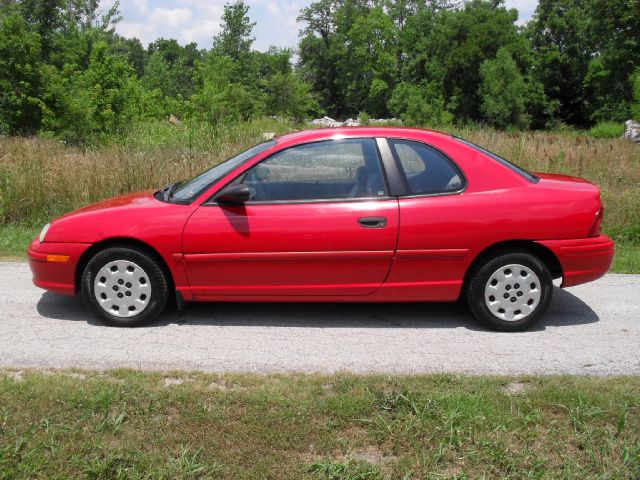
left=1, top=0, right=639, bottom=139
left=298, top=0, right=638, bottom=128
left=479, top=48, right=528, bottom=129
left=299, top=0, right=535, bottom=123
left=190, top=3, right=319, bottom=124
left=41, top=41, right=141, bottom=143
left=632, top=68, right=640, bottom=121
left=140, top=39, right=202, bottom=117
left=387, top=82, right=453, bottom=127
left=212, top=0, right=255, bottom=61
left=0, top=12, right=42, bottom=134
left=526, top=0, right=593, bottom=126
left=584, top=0, right=640, bottom=121
left=190, top=54, right=262, bottom=125
left=0, top=0, right=319, bottom=143
left=527, top=0, right=640, bottom=125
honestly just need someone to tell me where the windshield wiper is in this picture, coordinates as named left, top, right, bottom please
left=157, top=181, right=182, bottom=202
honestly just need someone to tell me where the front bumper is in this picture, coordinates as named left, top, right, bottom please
left=28, top=238, right=92, bottom=296
left=537, top=234, right=615, bottom=288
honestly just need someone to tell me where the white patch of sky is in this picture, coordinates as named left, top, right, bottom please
left=102, top=0, right=538, bottom=51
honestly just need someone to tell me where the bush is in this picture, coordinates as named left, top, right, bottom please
left=387, top=82, right=453, bottom=128
left=479, top=48, right=529, bottom=130
left=632, top=68, right=640, bottom=121
left=588, top=121, right=624, bottom=139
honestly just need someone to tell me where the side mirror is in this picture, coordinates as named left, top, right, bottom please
left=215, top=184, right=251, bottom=204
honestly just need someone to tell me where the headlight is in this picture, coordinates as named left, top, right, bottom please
left=39, top=223, right=51, bottom=243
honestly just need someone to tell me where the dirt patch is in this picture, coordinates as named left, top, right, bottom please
left=206, top=379, right=246, bottom=391
left=163, top=377, right=188, bottom=387
left=350, top=445, right=397, bottom=466
left=3, top=370, right=24, bottom=382
left=501, top=381, right=531, bottom=395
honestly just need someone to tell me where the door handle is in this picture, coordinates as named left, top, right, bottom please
left=358, top=216, right=387, bottom=228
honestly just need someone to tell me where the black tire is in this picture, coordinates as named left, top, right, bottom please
left=466, top=251, right=553, bottom=332
left=81, top=246, right=169, bottom=327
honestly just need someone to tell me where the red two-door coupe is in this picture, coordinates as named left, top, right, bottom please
left=28, top=127, right=614, bottom=331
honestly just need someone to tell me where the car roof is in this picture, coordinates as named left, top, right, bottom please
left=275, top=126, right=453, bottom=147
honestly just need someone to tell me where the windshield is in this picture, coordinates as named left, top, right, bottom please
left=169, top=140, right=276, bottom=202
left=454, top=137, right=539, bottom=183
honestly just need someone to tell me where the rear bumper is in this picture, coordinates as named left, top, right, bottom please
left=537, top=235, right=615, bottom=288
left=28, top=238, right=92, bottom=296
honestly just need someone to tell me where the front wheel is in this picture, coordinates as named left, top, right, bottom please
left=466, top=252, right=553, bottom=331
left=81, top=246, right=169, bottom=327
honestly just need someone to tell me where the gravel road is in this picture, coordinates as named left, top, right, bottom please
left=0, top=261, right=638, bottom=375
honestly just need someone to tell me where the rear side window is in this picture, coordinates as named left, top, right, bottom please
left=389, top=139, right=464, bottom=195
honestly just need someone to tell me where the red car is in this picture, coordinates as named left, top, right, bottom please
left=28, top=127, right=614, bottom=331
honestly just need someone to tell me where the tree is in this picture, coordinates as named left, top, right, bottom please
left=190, top=53, right=264, bottom=125
left=41, top=41, right=141, bottom=144
left=632, top=68, right=640, bottom=121
left=141, top=39, right=202, bottom=115
left=388, top=81, right=453, bottom=127
left=479, top=48, right=528, bottom=129
left=343, top=6, right=398, bottom=116
left=212, top=0, right=255, bottom=61
left=416, top=0, right=527, bottom=122
left=583, top=0, right=640, bottom=122
left=0, top=12, right=43, bottom=134
left=263, top=71, right=321, bottom=120
left=526, top=0, right=592, bottom=126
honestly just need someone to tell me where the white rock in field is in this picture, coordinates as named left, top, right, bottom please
left=262, top=132, right=276, bottom=140
left=371, top=118, right=402, bottom=125
left=624, top=119, right=640, bottom=143
left=310, top=116, right=402, bottom=127
left=342, top=118, right=360, bottom=126
left=310, top=116, right=343, bottom=127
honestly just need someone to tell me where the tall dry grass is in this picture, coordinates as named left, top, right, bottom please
left=0, top=118, right=296, bottom=225
left=1, top=121, right=638, bottom=243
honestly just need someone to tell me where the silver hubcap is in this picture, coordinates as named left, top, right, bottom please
left=94, top=260, right=151, bottom=318
left=484, top=264, right=541, bottom=322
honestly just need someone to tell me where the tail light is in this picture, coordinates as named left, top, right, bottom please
left=588, top=205, right=603, bottom=237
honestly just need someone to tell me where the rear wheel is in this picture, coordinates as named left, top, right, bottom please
left=81, top=246, right=169, bottom=327
left=466, top=252, right=553, bottom=331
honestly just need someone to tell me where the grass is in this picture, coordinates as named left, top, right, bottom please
left=588, top=121, right=625, bottom=139
left=0, top=223, right=38, bottom=257
left=612, top=243, right=640, bottom=274
left=1, top=119, right=639, bottom=271
left=1, top=370, right=639, bottom=479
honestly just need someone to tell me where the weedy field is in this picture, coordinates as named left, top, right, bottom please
left=1, top=370, right=639, bottom=479
left=1, top=119, right=639, bottom=271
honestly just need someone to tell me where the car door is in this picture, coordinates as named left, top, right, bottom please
left=182, top=137, right=399, bottom=298
left=380, top=138, right=470, bottom=301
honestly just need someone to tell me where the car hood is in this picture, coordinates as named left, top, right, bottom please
left=63, top=190, right=158, bottom=216
left=43, top=190, right=193, bottom=244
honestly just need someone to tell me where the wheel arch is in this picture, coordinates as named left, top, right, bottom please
left=462, top=240, right=563, bottom=297
left=75, top=237, right=175, bottom=295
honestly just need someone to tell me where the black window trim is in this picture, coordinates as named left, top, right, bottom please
left=379, top=137, right=468, bottom=198
left=205, top=137, right=394, bottom=206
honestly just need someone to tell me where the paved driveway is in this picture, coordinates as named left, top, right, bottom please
left=1, top=262, right=638, bottom=375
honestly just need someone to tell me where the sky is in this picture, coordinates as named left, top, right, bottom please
left=102, top=0, right=539, bottom=52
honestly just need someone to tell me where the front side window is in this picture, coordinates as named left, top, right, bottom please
left=390, top=139, right=464, bottom=195
left=241, top=138, right=387, bottom=202
left=170, top=140, right=276, bottom=202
